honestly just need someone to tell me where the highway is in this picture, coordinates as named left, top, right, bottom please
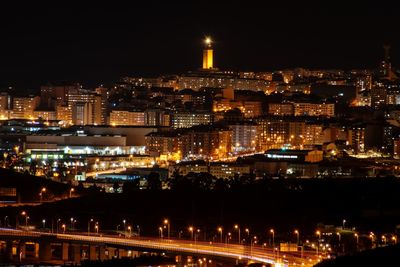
left=0, top=228, right=323, bottom=267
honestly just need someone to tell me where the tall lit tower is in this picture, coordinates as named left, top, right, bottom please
left=202, top=37, right=213, bottom=69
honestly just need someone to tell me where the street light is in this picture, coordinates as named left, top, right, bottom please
left=159, top=227, right=163, bottom=238
left=342, top=219, right=346, bottom=229
left=218, top=227, right=223, bottom=243
left=56, top=218, right=61, bottom=233
left=382, top=235, right=387, bottom=245
left=294, top=230, right=300, bottom=245
left=69, top=188, right=75, bottom=198
left=337, top=232, right=341, bottom=242
left=42, top=219, right=46, bottom=229
left=88, top=218, right=94, bottom=235
left=234, top=225, right=241, bottom=244
left=21, top=211, right=28, bottom=227
left=40, top=187, right=46, bottom=202
left=270, top=229, right=275, bottom=248
left=70, top=217, right=74, bottom=230
left=354, top=233, right=359, bottom=250
left=392, top=236, right=397, bottom=244
left=62, top=224, right=66, bottom=233
left=245, top=228, right=250, bottom=243
left=164, top=219, right=170, bottom=239
left=95, top=222, right=99, bottom=234
left=128, top=226, right=132, bottom=236
left=316, top=230, right=321, bottom=240
left=188, top=226, right=194, bottom=240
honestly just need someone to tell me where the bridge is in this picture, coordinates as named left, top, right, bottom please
left=0, top=228, right=322, bottom=266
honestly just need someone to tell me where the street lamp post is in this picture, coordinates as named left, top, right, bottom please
left=159, top=227, right=163, bottom=238
left=42, top=219, right=46, bottom=229
left=342, top=219, right=346, bottom=229
left=123, top=219, right=126, bottom=233
left=56, top=219, right=61, bottom=233
left=164, top=219, right=170, bottom=239
left=354, top=233, right=359, bottom=250
left=40, top=187, right=46, bottom=202
left=245, top=228, right=250, bottom=244
left=128, top=226, right=132, bottom=237
left=69, top=188, right=75, bottom=198
left=234, top=225, right=241, bottom=244
left=294, top=230, right=300, bottom=245
left=88, top=218, right=93, bottom=235
left=20, top=211, right=28, bottom=227
left=218, top=227, right=223, bottom=243
left=95, top=223, right=99, bottom=234
left=270, top=229, right=275, bottom=248
left=188, top=226, right=194, bottom=240
left=62, top=224, right=66, bottom=233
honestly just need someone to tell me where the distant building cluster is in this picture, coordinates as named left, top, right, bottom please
left=1, top=38, right=400, bottom=185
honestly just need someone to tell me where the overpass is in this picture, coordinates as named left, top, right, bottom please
left=0, top=228, right=322, bottom=266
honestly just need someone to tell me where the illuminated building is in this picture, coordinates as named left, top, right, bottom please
left=171, top=111, right=212, bottom=129
left=145, top=109, right=170, bottom=127
left=229, top=121, right=260, bottom=153
left=184, top=125, right=232, bottom=160
left=56, top=104, right=73, bottom=126
left=67, top=91, right=103, bottom=125
left=177, top=72, right=270, bottom=91
left=110, top=110, right=145, bottom=126
left=203, top=37, right=213, bottom=69
left=33, top=109, right=56, bottom=121
left=11, top=96, right=40, bottom=119
left=293, top=102, right=335, bottom=117
left=83, top=125, right=162, bottom=147
left=40, top=83, right=78, bottom=108
left=268, top=103, right=294, bottom=116
left=256, top=117, right=289, bottom=150
left=213, top=98, right=240, bottom=112
left=370, top=86, right=387, bottom=109
left=349, top=125, right=365, bottom=154
left=170, top=161, right=250, bottom=179
left=265, top=149, right=323, bottom=163
left=145, top=131, right=182, bottom=158
left=393, top=138, right=400, bottom=159
left=241, top=101, right=262, bottom=118
left=303, top=123, right=324, bottom=146
left=0, top=93, right=11, bottom=120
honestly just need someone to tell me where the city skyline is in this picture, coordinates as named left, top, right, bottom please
left=0, top=1, right=399, bottom=88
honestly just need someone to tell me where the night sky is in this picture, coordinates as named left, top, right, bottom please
left=0, top=1, right=398, bottom=88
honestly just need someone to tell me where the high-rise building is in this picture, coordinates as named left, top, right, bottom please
left=110, top=110, right=146, bottom=126
left=0, top=92, right=11, bottom=120
left=268, top=103, right=294, bottom=116
left=56, top=104, right=73, bottom=126
left=67, top=90, right=103, bottom=125
left=11, top=96, right=40, bottom=119
left=229, top=121, right=260, bottom=153
left=171, top=111, right=212, bottom=129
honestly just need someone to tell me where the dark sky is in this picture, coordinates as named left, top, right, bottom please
left=0, top=1, right=398, bottom=88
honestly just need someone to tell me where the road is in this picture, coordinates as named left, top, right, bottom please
left=0, top=228, right=324, bottom=267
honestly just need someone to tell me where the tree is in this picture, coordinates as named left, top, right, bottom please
left=147, top=172, right=161, bottom=190
left=122, top=179, right=140, bottom=194
left=113, top=182, right=120, bottom=193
